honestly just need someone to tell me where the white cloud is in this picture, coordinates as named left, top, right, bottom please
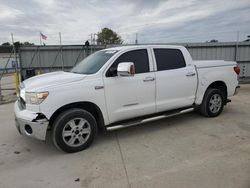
left=0, top=0, right=249, bottom=44
left=0, top=4, right=24, bottom=19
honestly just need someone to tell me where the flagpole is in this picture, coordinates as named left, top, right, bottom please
left=39, top=32, right=42, bottom=45
left=59, top=32, right=64, bottom=71
left=39, top=34, right=41, bottom=74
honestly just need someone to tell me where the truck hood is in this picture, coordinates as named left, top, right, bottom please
left=23, top=71, right=86, bottom=92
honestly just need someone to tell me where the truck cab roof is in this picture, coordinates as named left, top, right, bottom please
left=102, top=45, right=186, bottom=52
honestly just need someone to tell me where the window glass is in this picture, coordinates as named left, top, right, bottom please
left=71, top=50, right=117, bottom=74
left=106, top=49, right=149, bottom=77
left=154, top=49, right=186, bottom=71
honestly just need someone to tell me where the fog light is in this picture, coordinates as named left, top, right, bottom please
left=24, top=124, right=32, bottom=134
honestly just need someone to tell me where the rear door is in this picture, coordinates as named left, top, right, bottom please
left=103, top=48, right=156, bottom=123
left=152, top=48, right=197, bottom=112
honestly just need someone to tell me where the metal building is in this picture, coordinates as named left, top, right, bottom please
left=19, top=45, right=105, bottom=78
left=182, top=42, right=250, bottom=78
left=0, top=46, right=19, bottom=74
left=19, top=42, right=250, bottom=79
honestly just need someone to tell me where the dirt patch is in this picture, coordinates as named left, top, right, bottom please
left=238, top=122, right=250, bottom=131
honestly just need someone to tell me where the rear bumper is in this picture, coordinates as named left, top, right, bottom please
left=234, top=85, right=240, bottom=95
left=14, top=101, right=49, bottom=140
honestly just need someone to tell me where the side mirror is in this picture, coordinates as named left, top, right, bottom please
left=117, top=62, right=135, bottom=77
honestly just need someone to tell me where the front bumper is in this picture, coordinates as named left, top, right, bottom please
left=14, top=101, right=49, bottom=140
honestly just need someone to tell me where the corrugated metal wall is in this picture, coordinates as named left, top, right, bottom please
left=19, top=42, right=250, bottom=79
left=0, top=55, right=16, bottom=71
left=19, top=45, right=105, bottom=78
left=182, top=42, right=250, bottom=78
left=0, top=53, right=19, bottom=74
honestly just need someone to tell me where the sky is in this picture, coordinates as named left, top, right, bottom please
left=0, top=0, right=250, bottom=45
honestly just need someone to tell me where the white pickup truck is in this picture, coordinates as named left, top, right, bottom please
left=15, top=45, right=240, bottom=153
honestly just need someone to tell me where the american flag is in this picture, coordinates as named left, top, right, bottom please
left=40, top=32, right=47, bottom=40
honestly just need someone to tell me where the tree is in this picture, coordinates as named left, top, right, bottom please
left=1, top=41, right=34, bottom=46
left=209, top=39, right=218, bottom=43
left=97, top=28, right=123, bottom=45
left=244, top=35, right=250, bottom=42
left=14, top=41, right=21, bottom=51
left=23, top=41, right=35, bottom=46
left=12, top=41, right=34, bottom=52
left=1, top=42, right=10, bottom=46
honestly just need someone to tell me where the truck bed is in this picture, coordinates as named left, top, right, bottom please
left=193, top=60, right=236, bottom=68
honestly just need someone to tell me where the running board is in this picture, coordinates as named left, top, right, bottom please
left=106, top=107, right=194, bottom=131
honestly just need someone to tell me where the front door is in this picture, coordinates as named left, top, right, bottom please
left=103, top=49, right=156, bottom=123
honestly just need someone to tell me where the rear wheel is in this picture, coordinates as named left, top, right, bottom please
left=197, top=88, right=225, bottom=117
left=52, top=108, right=97, bottom=153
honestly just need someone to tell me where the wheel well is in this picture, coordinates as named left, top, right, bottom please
left=207, top=81, right=227, bottom=103
left=48, top=102, right=105, bottom=131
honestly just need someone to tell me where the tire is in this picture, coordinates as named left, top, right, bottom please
left=197, top=88, right=225, bottom=117
left=52, top=108, right=97, bottom=153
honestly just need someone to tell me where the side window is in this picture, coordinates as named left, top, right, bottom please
left=154, top=49, right=186, bottom=71
left=106, top=49, right=149, bottom=77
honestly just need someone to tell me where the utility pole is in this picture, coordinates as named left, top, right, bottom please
left=89, top=33, right=98, bottom=45
left=91, top=33, right=93, bottom=45
left=59, top=32, right=64, bottom=71
left=235, top=31, right=239, bottom=62
left=135, top=33, right=138, bottom=45
left=88, top=33, right=93, bottom=54
left=93, top=33, right=97, bottom=45
left=11, top=33, right=18, bottom=71
left=11, top=33, right=19, bottom=96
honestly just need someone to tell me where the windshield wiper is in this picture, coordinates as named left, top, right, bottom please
left=71, top=71, right=83, bottom=74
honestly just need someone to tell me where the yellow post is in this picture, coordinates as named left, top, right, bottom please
left=36, top=69, right=41, bottom=75
left=14, top=72, right=19, bottom=96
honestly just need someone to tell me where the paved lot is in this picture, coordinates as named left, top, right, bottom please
left=0, top=74, right=17, bottom=103
left=0, top=85, right=250, bottom=188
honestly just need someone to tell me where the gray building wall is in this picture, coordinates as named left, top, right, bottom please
left=19, top=42, right=250, bottom=79
left=0, top=53, right=19, bottom=74
left=19, top=45, right=105, bottom=78
left=181, top=42, right=250, bottom=78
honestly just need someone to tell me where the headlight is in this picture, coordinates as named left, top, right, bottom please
left=20, top=88, right=26, bottom=100
left=19, top=82, right=25, bottom=99
left=25, top=91, right=49, bottom=105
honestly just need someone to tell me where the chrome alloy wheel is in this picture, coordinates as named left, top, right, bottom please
left=62, top=118, right=91, bottom=147
left=209, top=94, right=222, bottom=114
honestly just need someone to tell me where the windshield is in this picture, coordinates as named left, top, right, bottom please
left=71, top=50, right=117, bottom=74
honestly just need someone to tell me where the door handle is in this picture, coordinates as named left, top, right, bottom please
left=143, top=77, right=155, bottom=82
left=186, top=72, right=196, bottom=77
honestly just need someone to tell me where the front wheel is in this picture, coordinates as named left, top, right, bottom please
left=52, top=108, right=97, bottom=153
left=197, top=88, right=225, bottom=117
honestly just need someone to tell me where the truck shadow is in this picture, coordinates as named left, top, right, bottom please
left=16, top=111, right=216, bottom=156
left=89, top=111, right=204, bottom=149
